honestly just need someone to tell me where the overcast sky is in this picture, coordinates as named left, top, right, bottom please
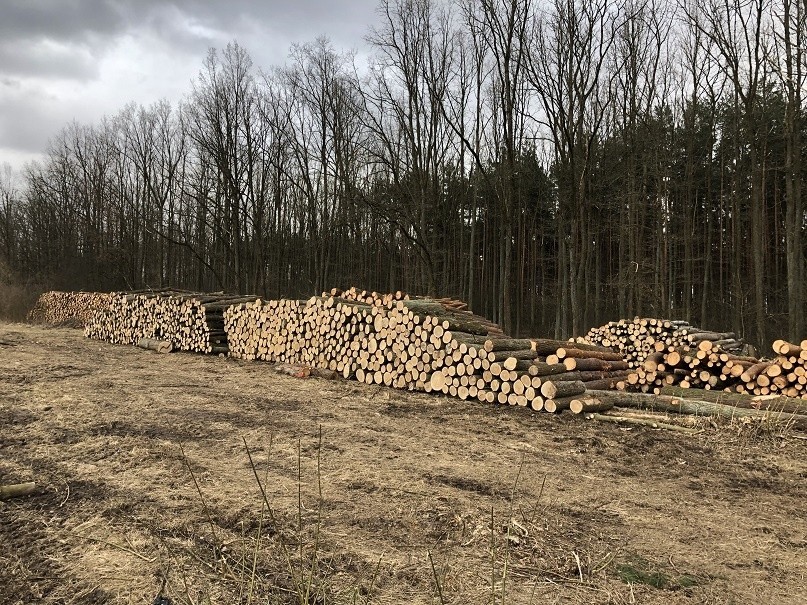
left=0, top=0, right=380, bottom=173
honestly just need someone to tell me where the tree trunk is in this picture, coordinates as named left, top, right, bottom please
left=586, top=390, right=807, bottom=429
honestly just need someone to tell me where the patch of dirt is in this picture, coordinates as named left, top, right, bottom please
left=1, top=322, right=807, bottom=604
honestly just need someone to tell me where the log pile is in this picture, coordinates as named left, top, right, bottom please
left=326, top=286, right=507, bottom=338
left=225, top=293, right=627, bottom=412
left=622, top=338, right=807, bottom=398
left=323, top=286, right=408, bottom=307
left=28, top=291, right=113, bottom=326
left=35, top=291, right=807, bottom=428
left=84, top=291, right=256, bottom=354
left=581, top=317, right=746, bottom=369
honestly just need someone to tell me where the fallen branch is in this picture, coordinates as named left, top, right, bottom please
left=0, top=482, right=36, bottom=500
left=587, top=413, right=700, bottom=434
left=272, top=364, right=339, bottom=380
left=72, top=532, right=157, bottom=563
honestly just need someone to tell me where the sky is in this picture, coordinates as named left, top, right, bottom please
left=0, top=0, right=381, bottom=173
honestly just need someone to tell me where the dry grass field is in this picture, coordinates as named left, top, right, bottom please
left=1, top=322, right=806, bottom=604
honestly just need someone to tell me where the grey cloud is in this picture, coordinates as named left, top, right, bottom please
left=121, top=0, right=378, bottom=55
left=0, top=1, right=378, bottom=71
left=0, top=96, right=67, bottom=153
left=0, top=0, right=378, bottom=44
left=0, top=0, right=126, bottom=45
left=0, top=39, right=99, bottom=80
left=0, top=0, right=381, bottom=168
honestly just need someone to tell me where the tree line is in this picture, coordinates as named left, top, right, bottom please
left=0, top=0, right=805, bottom=347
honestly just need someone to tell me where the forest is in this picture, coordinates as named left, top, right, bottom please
left=0, top=0, right=804, bottom=348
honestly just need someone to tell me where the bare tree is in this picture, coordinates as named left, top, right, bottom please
left=687, top=0, right=772, bottom=346
left=186, top=42, right=259, bottom=292
left=526, top=0, right=617, bottom=336
left=770, top=0, right=805, bottom=340
left=363, top=0, right=457, bottom=295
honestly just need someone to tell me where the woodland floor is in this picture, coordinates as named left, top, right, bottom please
left=1, top=322, right=806, bottom=605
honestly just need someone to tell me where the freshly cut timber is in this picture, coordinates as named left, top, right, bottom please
left=54, top=287, right=656, bottom=416
left=582, top=316, right=806, bottom=400
left=619, top=337, right=807, bottom=398
left=29, top=291, right=114, bottom=326
left=581, top=317, right=748, bottom=369
left=543, top=395, right=580, bottom=413
left=85, top=290, right=254, bottom=354
left=586, top=390, right=807, bottom=429
left=540, top=380, right=586, bottom=400
left=37, top=290, right=807, bottom=427
left=136, top=338, right=173, bottom=354
left=569, top=397, right=613, bottom=414
left=222, top=289, right=638, bottom=412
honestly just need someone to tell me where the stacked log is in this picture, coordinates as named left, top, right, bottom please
left=85, top=291, right=256, bottom=354
left=28, top=291, right=114, bottom=326
left=620, top=338, right=807, bottom=399
left=582, top=317, right=746, bottom=369
left=225, top=295, right=628, bottom=412
left=326, top=286, right=507, bottom=338
left=324, top=286, right=408, bottom=308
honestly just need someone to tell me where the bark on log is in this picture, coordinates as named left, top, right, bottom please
left=658, top=386, right=807, bottom=415
left=490, top=350, right=542, bottom=362
left=540, top=380, right=586, bottom=400
left=555, top=348, right=625, bottom=361
left=528, top=361, right=571, bottom=377
left=136, top=338, right=173, bottom=354
left=586, top=390, right=807, bottom=429
left=570, top=358, right=630, bottom=372
left=569, top=397, right=614, bottom=414
left=0, top=482, right=36, bottom=500
left=587, top=413, right=700, bottom=434
left=582, top=377, right=627, bottom=390
left=543, top=395, right=578, bottom=413
left=483, top=338, right=535, bottom=352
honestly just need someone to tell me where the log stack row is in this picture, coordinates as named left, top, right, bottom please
left=84, top=291, right=256, bottom=353
left=224, top=293, right=627, bottom=412
left=326, top=286, right=507, bottom=338
left=581, top=317, right=747, bottom=369
left=324, top=286, right=408, bottom=308
left=623, top=338, right=807, bottom=398
left=28, top=291, right=113, bottom=326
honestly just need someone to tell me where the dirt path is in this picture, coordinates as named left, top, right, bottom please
left=1, top=322, right=806, bottom=604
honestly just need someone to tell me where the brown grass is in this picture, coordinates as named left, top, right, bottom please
left=2, top=322, right=807, bottom=604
